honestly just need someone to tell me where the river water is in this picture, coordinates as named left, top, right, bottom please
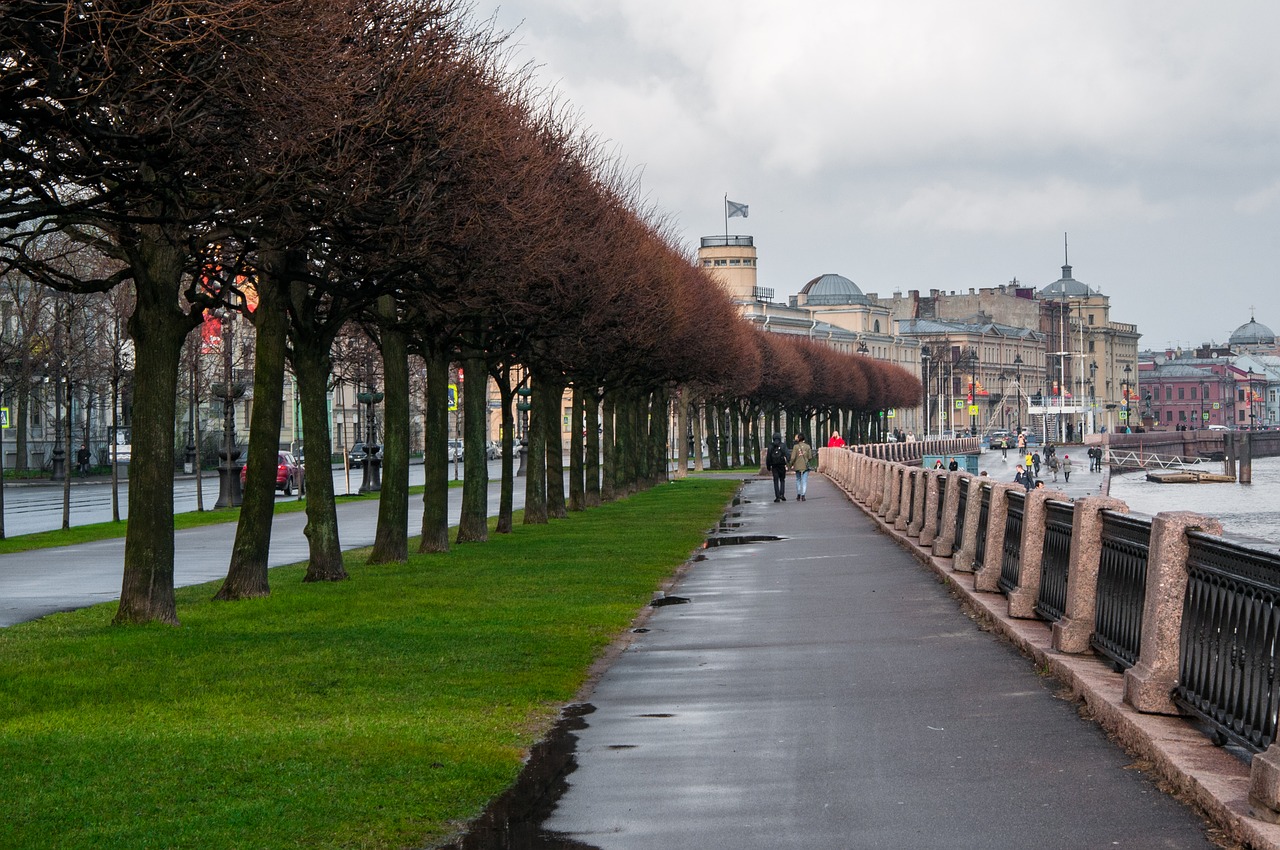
left=1107, top=455, right=1280, bottom=547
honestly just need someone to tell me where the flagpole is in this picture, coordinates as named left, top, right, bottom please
left=724, top=193, right=728, bottom=240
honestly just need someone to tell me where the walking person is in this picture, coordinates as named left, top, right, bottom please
left=76, top=443, right=91, bottom=476
left=789, top=433, right=814, bottom=501
left=1032, top=451, right=1041, bottom=478
left=1047, top=453, right=1059, bottom=482
left=766, top=434, right=789, bottom=502
left=1062, top=454, right=1074, bottom=483
left=827, top=431, right=845, bottom=448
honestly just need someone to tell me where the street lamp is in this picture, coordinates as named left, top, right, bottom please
left=1200, top=382, right=1208, bottom=430
left=515, top=385, right=532, bottom=477
left=961, top=347, right=979, bottom=437
left=1012, top=353, right=1024, bottom=434
left=1121, top=364, right=1132, bottom=432
left=213, top=304, right=246, bottom=509
left=1088, top=360, right=1097, bottom=435
left=356, top=386, right=384, bottom=493
left=920, top=347, right=931, bottom=438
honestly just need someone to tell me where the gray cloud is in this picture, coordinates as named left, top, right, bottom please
left=488, top=0, right=1280, bottom=347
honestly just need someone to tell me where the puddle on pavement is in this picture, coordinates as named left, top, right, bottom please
left=440, top=703, right=601, bottom=850
left=702, top=534, right=784, bottom=547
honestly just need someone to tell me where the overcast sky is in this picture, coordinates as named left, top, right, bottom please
left=485, top=0, right=1280, bottom=351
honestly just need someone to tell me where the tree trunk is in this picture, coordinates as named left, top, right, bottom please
left=492, top=362, right=515, bottom=533
left=456, top=351, right=489, bottom=543
left=703, top=402, right=720, bottom=470
left=217, top=266, right=288, bottom=600
left=292, top=332, right=346, bottom=582
left=568, top=384, right=585, bottom=511
left=15, top=383, right=28, bottom=472
left=419, top=344, right=451, bottom=552
left=368, top=294, right=410, bottom=563
left=600, top=393, right=616, bottom=502
left=543, top=376, right=567, bottom=519
left=115, top=238, right=196, bottom=626
left=523, top=372, right=548, bottom=524
left=584, top=386, right=601, bottom=507
left=675, top=392, right=688, bottom=479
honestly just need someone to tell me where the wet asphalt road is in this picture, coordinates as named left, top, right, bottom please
left=0, top=463, right=520, bottom=626
left=539, top=474, right=1218, bottom=849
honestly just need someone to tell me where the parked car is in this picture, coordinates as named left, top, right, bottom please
left=485, top=440, right=501, bottom=460
left=240, top=451, right=305, bottom=496
left=348, top=442, right=368, bottom=464
left=447, top=439, right=464, bottom=461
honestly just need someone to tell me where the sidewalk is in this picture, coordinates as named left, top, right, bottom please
left=536, top=473, right=1219, bottom=849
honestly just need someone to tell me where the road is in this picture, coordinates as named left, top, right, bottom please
left=0, top=459, right=491, bottom=537
left=0, top=458, right=522, bottom=627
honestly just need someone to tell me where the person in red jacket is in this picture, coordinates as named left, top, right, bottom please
left=827, top=431, right=845, bottom=448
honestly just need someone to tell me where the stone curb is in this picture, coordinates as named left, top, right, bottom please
left=823, top=471, right=1280, bottom=850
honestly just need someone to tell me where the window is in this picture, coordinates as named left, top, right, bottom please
left=1179, top=410, right=1187, bottom=421
left=1239, top=388, right=1246, bottom=402
left=873, top=320, right=881, bottom=333
left=1088, top=314, right=1095, bottom=325
left=702, top=259, right=712, bottom=267
left=1165, top=386, right=1172, bottom=401
left=1166, top=411, right=1173, bottom=422
left=1190, top=386, right=1197, bottom=400
left=1178, top=387, right=1184, bottom=400
left=1088, top=340, right=1095, bottom=352
left=729, top=259, right=741, bottom=266
left=714, top=259, right=727, bottom=266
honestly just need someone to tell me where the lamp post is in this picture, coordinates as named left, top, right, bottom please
left=1200, top=381, right=1208, bottom=430
left=185, top=361, right=197, bottom=474
left=1088, top=360, right=1097, bottom=435
left=213, top=306, right=245, bottom=509
left=920, top=347, right=931, bottom=438
left=1121, top=364, right=1132, bottom=433
left=356, top=387, right=383, bottom=493
left=1012, top=353, right=1024, bottom=435
left=999, top=371, right=1010, bottom=431
left=961, top=347, right=979, bottom=437
left=515, top=385, right=532, bottom=477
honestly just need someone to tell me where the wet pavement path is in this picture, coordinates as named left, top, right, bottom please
left=534, top=474, right=1219, bottom=849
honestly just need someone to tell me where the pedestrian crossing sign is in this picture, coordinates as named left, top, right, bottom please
left=0, top=407, right=8, bottom=428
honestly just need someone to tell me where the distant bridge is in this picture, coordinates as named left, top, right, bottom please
left=1106, top=449, right=1213, bottom=472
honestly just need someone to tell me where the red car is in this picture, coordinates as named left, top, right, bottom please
left=240, top=451, right=305, bottom=496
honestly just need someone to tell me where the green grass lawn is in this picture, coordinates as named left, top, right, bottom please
left=0, top=478, right=739, bottom=850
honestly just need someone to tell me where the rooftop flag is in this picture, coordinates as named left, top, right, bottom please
left=726, top=199, right=749, bottom=219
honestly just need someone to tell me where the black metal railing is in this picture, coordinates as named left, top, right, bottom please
left=1173, top=534, right=1280, bottom=754
left=953, top=482, right=968, bottom=555
left=974, top=484, right=993, bottom=567
left=998, top=490, right=1026, bottom=594
left=700, top=235, right=754, bottom=248
left=1091, top=511, right=1152, bottom=672
left=935, top=475, right=947, bottom=533
left=1035, top=500, right=1076, bottom=622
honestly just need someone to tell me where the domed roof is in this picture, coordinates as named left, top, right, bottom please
left=1229, top=317, right=1276, bottom=347
left=799, top=273, right=869, bottom=306
left=1039, top=264, right=1095, bottom=299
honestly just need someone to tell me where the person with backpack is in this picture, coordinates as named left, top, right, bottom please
left=789, top=433, right=815, bottom=501
left=766, top=434, right=789, bottom=502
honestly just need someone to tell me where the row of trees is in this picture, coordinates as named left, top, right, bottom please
left=0, top=0, right=920, bottom=626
